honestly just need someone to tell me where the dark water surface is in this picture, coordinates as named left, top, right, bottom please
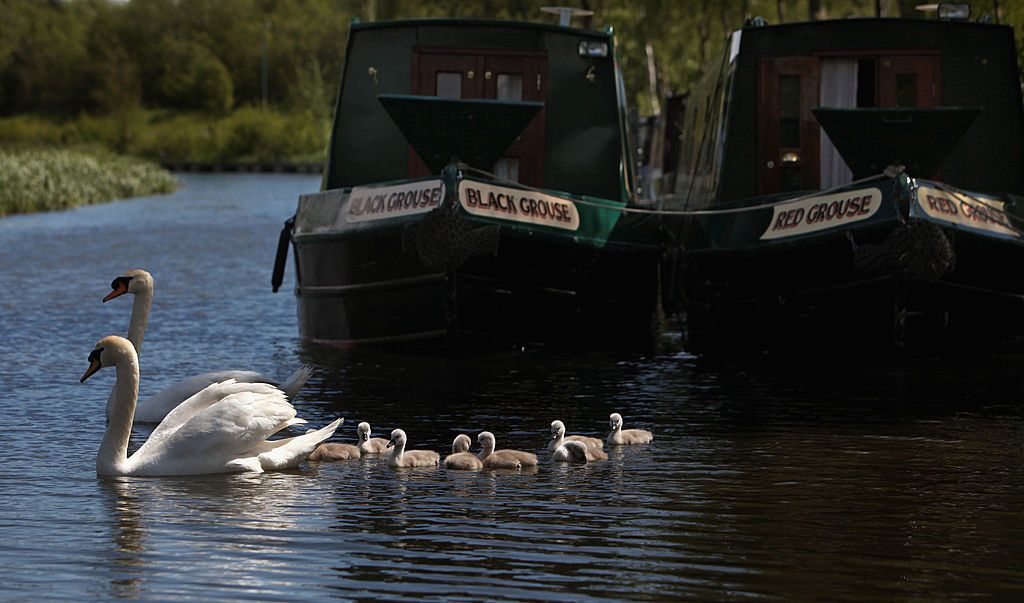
left=1, top=174, right=1022, bottom=601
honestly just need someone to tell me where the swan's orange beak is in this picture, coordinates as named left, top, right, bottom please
left=103, top=279, right=129, bottom=303
left=81, top=349, right=103, bottom=383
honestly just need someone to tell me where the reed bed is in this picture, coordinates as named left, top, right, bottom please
left=0, top=149, right=178, bottom=217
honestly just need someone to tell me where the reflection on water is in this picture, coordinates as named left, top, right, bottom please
left=0, top=174, right=1022, bottom=601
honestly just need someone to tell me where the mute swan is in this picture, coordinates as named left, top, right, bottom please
left=607, top=412, right=654, bottom=445
left=552, top=440, right=608, bottom=463
left=477, top=431, right=538, bottom=469
left=444, top=434, right=482, bottom=470
left=386, top=429, right=439, bottom=468
left=548, top=420, right=603, bottom=453
left=357, top=422, right=390, bottom=454
left=81, top=335, right=341, bottom=476
left=309, top=420, right=361, bottom=460
left=103, top=269, right=312, bottom=423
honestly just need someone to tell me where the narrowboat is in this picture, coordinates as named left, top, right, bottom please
left=272, top=16, right=662, bottom=347
left=659, top=9, right=1024, bottom=356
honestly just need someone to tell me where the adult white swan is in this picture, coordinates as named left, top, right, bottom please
left=103, top=269, right=311, bottom=423
left=81, top=335, right=341, bottom=476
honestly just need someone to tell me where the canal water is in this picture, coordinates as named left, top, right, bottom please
left=1, top=174, right=1022, bottom=601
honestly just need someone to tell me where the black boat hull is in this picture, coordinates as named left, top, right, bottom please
left=292, top=228, right=660, bottom=348
left=679, top=223, right=1024, bottom=357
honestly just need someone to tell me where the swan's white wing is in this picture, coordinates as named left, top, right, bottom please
left=134, top=380, right=282, bottom=457
left=133, top=370, right=269, bottom=422
left=129, top=384, right=297, bottom=474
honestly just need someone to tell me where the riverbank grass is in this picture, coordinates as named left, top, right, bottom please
left=0, top=149, right=178, bottom=217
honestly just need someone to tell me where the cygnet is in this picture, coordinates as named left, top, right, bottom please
left=548, top=419, right=603, bottom=453
left=357, top=421, right=390, bottom=454
left=553, top=440, right=609, bottom=463
left=607, top=412, right=654, bottom=445
left=444, top=434, right=483, bottom=470
left=308, top=418, right=361, bottom=460
left=386, top=428, right=440, bottom=468
left=477, top=431, right=538, bottom=469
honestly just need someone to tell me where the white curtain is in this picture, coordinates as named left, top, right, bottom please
left=819, top=59, right=858, bottom=189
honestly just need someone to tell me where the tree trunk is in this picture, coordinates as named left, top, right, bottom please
left=808, top=0, right=821, bottom=20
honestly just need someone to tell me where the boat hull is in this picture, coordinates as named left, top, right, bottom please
left=292, top=227, right=659, bottom=348
left=289, top=172, right=661, bottom=348
left=674, top=177, right=1024, bottom=356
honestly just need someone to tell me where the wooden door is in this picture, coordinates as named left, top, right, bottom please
left=758, top=57, right=821, bottom=194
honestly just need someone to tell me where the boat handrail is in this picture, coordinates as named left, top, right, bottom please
left=462, top=164, right=898, bottom=217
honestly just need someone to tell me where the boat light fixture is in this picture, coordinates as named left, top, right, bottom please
left=938, top=2, right=970, bottom=20
left=781, top=151, right=800, bottom=164
left=578, top=40, right=609, bottom=58
left=916, top=3, right=971, bottom=20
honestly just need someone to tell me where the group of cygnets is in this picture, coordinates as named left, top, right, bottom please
left=79, top=268, right=651, bottom=477
left=309, top=413, right=654, bottom=470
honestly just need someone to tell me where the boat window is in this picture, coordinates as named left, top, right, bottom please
left=779, top=75, right=801, bottom=149
left=436, top=72, right=463, bottom=99
left=896, top=73, right=918, bottom=107
left=493, top=157, right=520, bottom=182
left=496, top=74, right=523, bottom=101
left=879, top=55, right=936, bottom=108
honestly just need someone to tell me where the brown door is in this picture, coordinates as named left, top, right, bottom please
left=878, top=55, right=938, bottom=108
left=758, top=57, right=821, bottom=194
left=410, top=48, right=546, bottom=186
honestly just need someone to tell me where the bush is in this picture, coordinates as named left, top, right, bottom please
left=220, top=106, right=326, bottom=163
left=0, top=115, right=66, bottom=147
left=0, top=107, right=329, bottom=164
left=0, top=148, right=178, bottom=217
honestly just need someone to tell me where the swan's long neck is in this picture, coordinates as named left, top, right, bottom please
left=104, top=289, right=151, bottom=422
left=98, top=354, right=140, bottom=476
left=126, top=288, right=152, bottom=353
left=389, top=439, right=405, bottom=463
left=552, top=429, right=565, bottom=447
left=477, top=440, right=495, bottom=460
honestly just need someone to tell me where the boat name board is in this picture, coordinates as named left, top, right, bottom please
left=345, top=179, right=445, bottom=223
left=458, top=180, right=580, bottom=231
left=760, top=187, right=882, bottom=240
left=916, top=185, right=1019, bottom=238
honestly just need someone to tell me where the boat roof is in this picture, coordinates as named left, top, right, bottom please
left=348, top=17, right=613, bottom=39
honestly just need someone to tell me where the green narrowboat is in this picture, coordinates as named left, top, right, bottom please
left=272, top=16, right=661, bottom=347
left=660, top=10, right=1024, bottom=356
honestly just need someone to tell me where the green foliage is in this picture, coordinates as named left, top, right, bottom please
left=154, top=36, right=235, bottom=113
left=0, top=148, right=178, bottom=217
left=0, top=0, right=1019, bottom=151
left=218, top=106, right=326, bottom=162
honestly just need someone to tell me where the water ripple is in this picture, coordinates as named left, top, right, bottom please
left=1, top=175, right=1022, bottom=601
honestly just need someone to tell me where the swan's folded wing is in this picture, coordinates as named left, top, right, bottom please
left=135, top=381, right=290, bottom=457
left=134, top=370, right=269, bottom=422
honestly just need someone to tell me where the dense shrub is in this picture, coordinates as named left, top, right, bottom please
left=0, top=148, right=178, bottom=216
left=0, top=108, right=329, bottom=164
